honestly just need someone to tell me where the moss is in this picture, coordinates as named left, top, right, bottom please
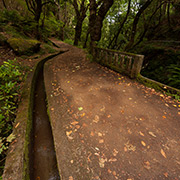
left=137, top=74, right=180, bottom=100
left=23, top=50, right=67, bottom=180
left=7, top=38, right=41, bottom=55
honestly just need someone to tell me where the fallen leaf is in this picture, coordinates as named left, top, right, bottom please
left=75, top=125, right=80, bottom=129
left=173, top=105, right=177, bottom=107
left=71, top=121, right=79, bottom=126
left=161, top=149, right=167, bottom=158
left=69, top=176, right=73, bottom=180
left=98, top=132, right=103, bottom=137
left=162, top=115, right=166, bottom=119
left=139, top=131, right=145, bottom=136
left=51, top=108, right=54, bottom=111
left=149, top=131, right=156, bottom=137
left=90, top=131, right=94, bottom=136
left=163, top=172, right=168, bottom=177
left=81, top=113, right=85, bottom=117
left=66, top=131, right=72, bottom=136
left=178, top=112, right=180, bottom=115
left=165, top=103, right=169, bottom=107
left=128, top=129, right=132, bottom=134
left=124, top=147, right=127, bottom=152
left=113, top=149, right=118, bottom=156
left=78, top=107, right=83, bottom=111
left=93, top=115, right=99, bottom=123
left=66, top=131, right=73, bottom=140
left=107, top=114, right=111, bottom=118
left=108, top=169, right=112, bottom=173
left=99, top=157, right=107, bottom=168
left=124, top=141, right=136, bottom=151
left=112, top=171, right=116, bottom=176
left=108, top=158, right=117, bottom=162
left=82, top=123, right=87, bottom=127
left=15, top=122, right=20, bottom=128
left=141, top=141, right=146, bottom=146
left=99, top=139, right=104, bottom=143
left=100, top=106, right=105, bottom=112
left=144, top=161, right=151, bottom=170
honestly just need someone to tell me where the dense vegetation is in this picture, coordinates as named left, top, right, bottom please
left=0, top=59, right=27, bottom=176
left=0, top=0, right=179, bottom=177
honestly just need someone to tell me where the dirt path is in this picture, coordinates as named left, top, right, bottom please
left=44, top=40, right=180, bottom=180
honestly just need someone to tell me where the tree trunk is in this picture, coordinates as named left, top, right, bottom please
left=72, top=0, right=88, bottom=46
left=108, top=0, right=131, bottom=49
left=74, top=19, right=83, bottom=45
left=89, top=0, right=114, bottom=49
left=83, top=30, right=90, bottom=48
left=125, top=0, right=154, bottom=51
left=2, top=0, right=7, bottom=9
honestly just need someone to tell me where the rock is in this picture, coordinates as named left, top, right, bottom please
left=7, top=38, right=41, bottom=55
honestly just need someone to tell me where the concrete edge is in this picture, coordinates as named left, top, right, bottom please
left=2, top=51, right=66, bottom=180
left=137, top=74, right=180, bottom=96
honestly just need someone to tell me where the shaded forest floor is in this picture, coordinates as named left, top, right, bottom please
left=43, top=40, right=180, bottom=180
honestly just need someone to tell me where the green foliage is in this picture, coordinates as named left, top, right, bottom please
left=0, top=59, right=26, bottom=176
left=64, top=39, right=74, bottom=45
left=167, top=65, right=180, bottom=89
left=7, top=38, right=41, bottom=55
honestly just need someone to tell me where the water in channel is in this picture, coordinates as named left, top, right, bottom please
left=32, top=64, right=60, bottom=180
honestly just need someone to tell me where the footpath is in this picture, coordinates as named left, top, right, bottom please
left=44, top=40, right=180, bottom=180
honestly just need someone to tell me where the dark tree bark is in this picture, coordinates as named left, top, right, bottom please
left=108, top=0, right=131, bottom=49
left=89, top=0, right=114, bottom=51
left=72, top=0, right=89, bottom=46
left=124, top=0, right=154, bottom=51
left=25, top=0, right=54, bottom=39
left=132, top=1, right=165, bottom=49
left=83, top=30, right=90, bottom=48
left=2, top=0, right=7, bottom=9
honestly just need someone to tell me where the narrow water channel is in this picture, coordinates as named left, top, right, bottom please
left=32, top=63, right=60, bottom=180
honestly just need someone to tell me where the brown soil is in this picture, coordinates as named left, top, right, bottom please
left=44, top=40, right=180, bottom=180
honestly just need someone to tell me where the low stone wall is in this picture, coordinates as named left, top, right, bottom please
left=92, top=46, right=144, bottom=78
left=137, top=74, right=180, bottom=97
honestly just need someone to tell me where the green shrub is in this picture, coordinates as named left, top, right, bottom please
left=167, top=64, right=180, bottom=89
left=0, top=59, right=26, bottom=176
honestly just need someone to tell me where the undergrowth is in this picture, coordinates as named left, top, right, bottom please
left=0, top=59, right=28, bottom=177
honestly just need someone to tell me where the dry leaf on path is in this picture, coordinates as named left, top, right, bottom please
left=139, top=131, right=144, bottom=136
left=93, top=115, right=99, bottom=123
left=71, top=121, right=79, bottom=126
left=90, top=131, right=94, bottom=136
left=164, top=172, right=168, bottom=177
left=109, top=158, right=117, bottom=162
left=78, top=107, right=83, bottom=111
left=141, top=141, right=146, bottom=146
left=69, top=176, right=73, bottom=180
left=161, top=149, right=167, bottom=158
left=144, top=161, right=151, bottom=170
left=99, top=139, right=104, bottom=143
left=99, top=157, right=107, bottom=168
left=149, top=131, right=156, bottom=137
left=113, top=149, right=118, bottom=156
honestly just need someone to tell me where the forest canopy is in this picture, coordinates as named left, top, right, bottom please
left=0, top=0, right=180, bottom=89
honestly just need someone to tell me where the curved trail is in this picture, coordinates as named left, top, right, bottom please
left=44, top=40, right=180, bottom=180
